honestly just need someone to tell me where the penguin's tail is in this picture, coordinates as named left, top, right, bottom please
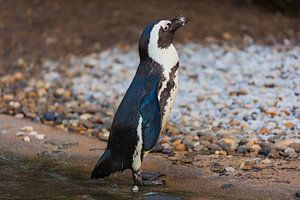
left=91, top=149, right=119, bottom=179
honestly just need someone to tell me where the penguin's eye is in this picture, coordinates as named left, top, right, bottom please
left=162, top=24, right=169, bottom=32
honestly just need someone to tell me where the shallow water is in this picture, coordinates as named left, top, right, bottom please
left=0, top=154, right=190, bottom=199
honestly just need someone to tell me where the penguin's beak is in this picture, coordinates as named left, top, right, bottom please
left=169, top=15, right=188, bottom=32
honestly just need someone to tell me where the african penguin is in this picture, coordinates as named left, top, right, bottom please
left=91, top=16, right=188, bottom=189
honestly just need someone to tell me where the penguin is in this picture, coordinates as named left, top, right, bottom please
left=91, top=15, right=188, bottom=188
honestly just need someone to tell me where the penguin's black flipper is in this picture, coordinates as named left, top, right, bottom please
left=91, top=149, right=118, bottom=179
left=140, top=75, right=162, bottom=151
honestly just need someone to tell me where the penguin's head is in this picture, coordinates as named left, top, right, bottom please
left=139, top=16, right=188, bottom=60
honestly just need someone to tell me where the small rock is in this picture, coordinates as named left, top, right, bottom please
left=222, top=32, right=231, bottom=40
left=83, top=120, right=94, bottom=129
left=221, top=183, right=234, bottom=190
left=218, top=150, right=227, bottom=156
left=35, top=134, right=45, bottom=140
left=207, top=143, right=222, bottom=151
left=43, top=112, right=56, bottom=121
left=262, top=159, right=271, bottom=164
left=23, top=136, right=31, bottom=142
left=193, top=145, right=204, bottom=152
left=16, top=131, right=26, bottom=136
left=259, top=127, right=270, bottom=135
left=15, top=113, right=24, bottom=119
left=284, top=147, right=298, bottom=158
left=237, top=145, right=248, bottom=154
left=181, top=115, right=190, bottom=126
left=99, top=129, right=110, bottom=141
left=28, top=131, right=38, bottom=136
left=132, top=185, right=139, bottom=192
left=197, top=95, right=205, bottom=102
left=9, top=101, right=21, bottom=109
left=264, top=108, right=277, bottom=116
left=250, top=144, right=261, bottom=152
left=80, top=113, right=92, bottom=121
left=259, top=147, right=270, bottom=157
left=225, top=167, right=235, bottom=174
left=175, top=143, right=186, bottom=151
left=275, top=139, right=300, bottom=150
left=289, top=143, right=300, bottom=153
left=284, top=122, right=295, bottom=129
left=20, top=126, right=34, bottom=132
left=162, top=148, right=173, bottom=154
left=55, top=88, right=65, bottom=96
left=172, top=139, right=182, bottom=146
left=222, top=138, right=236, bottom=150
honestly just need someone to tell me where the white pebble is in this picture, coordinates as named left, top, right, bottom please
left=28, top=131, right=38, bottom=136
left=225, top=166, right=235, bottom=174
left=23, top=136, right=31, bottom=142
left=35, top=134, right=45, bottom=140
left=15, top=113, right=24, bottom=119
left=16, top=131, right=26, bottom=136
left=131, top=185, right=139, bottom=192
left=20, top=126, right=34, bottom=132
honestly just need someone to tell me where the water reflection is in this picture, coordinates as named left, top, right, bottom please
left=0, top=154, right=186, bottom=199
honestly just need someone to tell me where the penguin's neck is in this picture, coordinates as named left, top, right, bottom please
left=147, top=38, right=179, bottom=97
left=147, top=39, right=179, bottom=71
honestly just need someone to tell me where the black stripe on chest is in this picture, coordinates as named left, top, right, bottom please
left=159, top=62, right=179, bottom=116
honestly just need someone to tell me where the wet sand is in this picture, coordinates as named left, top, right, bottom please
left=1, top=114, right=299, bottom=199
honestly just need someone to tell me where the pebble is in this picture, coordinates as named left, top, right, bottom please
left=261, top=159, right=271, bottom=164
left=23, top=136, right=31, bottom=142
left=15, top=113, right=24, bottom=119
left=222, top=138, right=236, bottom=151
left=259, top=147, right=270, bottom=157
left=259, top=127, right=270, bottom=135
left=250, top=144, right=261, bottom=152
left=28, top=131, right=38, bottom=136
left=284, top=147, right=298, bottom=158
left=207, top=143, right=222, bottom=151
left=16, top=131, right=26, bottom=136
left=175, top=143, right=186, bottom=151
left=35, top=134, right=45, bottom=140
left=289, top=143, right=300, bottom=153
left=98, top=129, right=110, bottom=141
left=132, top=185, right=139, bottom=192
left=225, top=167, right=235, bottom=174
left=275, top=139, right=300, bottom=150
left=9, top=101, right=21, bottom=109
left=162, top=148, right=173, bottom=154
left=20, top=126, right=34, bottom=132
left=43, top=112, right=56, bottom=121
left=237, top=145, right=248, bottom=154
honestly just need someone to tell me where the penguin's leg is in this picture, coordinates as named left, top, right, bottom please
left=132, top=169, right=143, bottom=186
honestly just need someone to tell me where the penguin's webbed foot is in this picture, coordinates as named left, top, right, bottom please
left=141, top=171, right=165, bottom=180
left=132, top=170, right=166, bottom=186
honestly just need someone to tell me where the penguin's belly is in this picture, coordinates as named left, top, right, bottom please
left=159, top=71, right=179, bottom=129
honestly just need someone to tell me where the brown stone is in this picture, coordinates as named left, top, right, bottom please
left=175, top=143, right=186, bottom=151
left=289, top=143, right=300, bottom=153
left=259, top=127, right=270, bottom=135
left=284, top=122, right=294, bottom=129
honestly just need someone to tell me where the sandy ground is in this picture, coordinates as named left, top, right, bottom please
left=1, top=114, right=299, bottom=200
